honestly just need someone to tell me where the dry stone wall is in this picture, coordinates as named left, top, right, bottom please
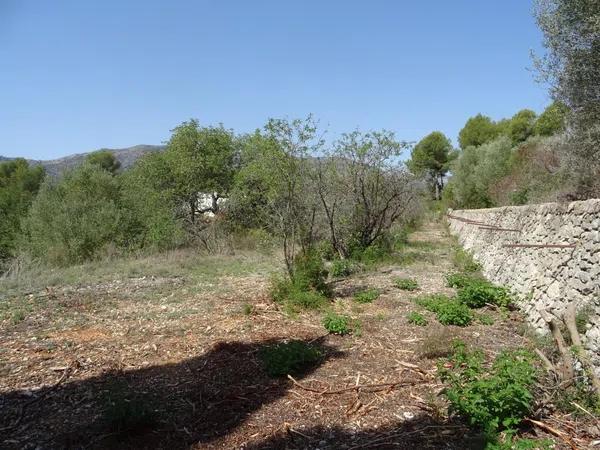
left=447, top=199, right=600, bottom=368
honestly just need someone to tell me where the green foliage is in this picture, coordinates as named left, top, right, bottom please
left=354, top=288, right=380, bottom=304
left=270, top=275, right=329, bottom=312
left=458, top=114, right=500, bottom=149
left=330, top=258, right=359, bottom=278
left=395, top=277, right=419, bottom=291
left=322, top=312, right=359, bottom=335
left=85, top=150, right=121, bottom=174
left=120, top=152, right=184, bottom=251
left=446, top=272, right=481, bottom=289
left=259, top=340, right=323, bottom=377
left=447, top=136, right=514, bottom=209
left=452, top=248, right=481, bottom=273
left=407, top=311, right=427, bottom=326
left=416, top=294, right=473, bottom=326
left=457, top=280, right=512, bottom=308
left=242, top=303, right=253, bottom=315
left=408, top=131, right=455, bottom=199
left=23, top=164, right=125, bottom=265
left=507, top=109, right=537, bottom=145
left=533, top=102, right=567, bottom=136
left=0, top=159, right=45, bottom=264
left=291, top=249, right=330, bottom=297
left=439, top=342, right=537, bottom=433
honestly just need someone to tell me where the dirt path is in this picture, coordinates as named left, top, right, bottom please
left=0, top=221, right=549, bottom=449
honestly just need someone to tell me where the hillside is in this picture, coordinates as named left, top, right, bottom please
left=0, top=144, right=165, bottom=177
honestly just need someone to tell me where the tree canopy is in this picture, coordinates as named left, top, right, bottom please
left=407, top=131, right=454, bottom=199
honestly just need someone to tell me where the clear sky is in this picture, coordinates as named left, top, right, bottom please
left=0, top=0, right=549, bottom=160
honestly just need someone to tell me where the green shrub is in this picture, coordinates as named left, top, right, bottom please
left=457, top=281, right=512, bottom=308
left=322, top=312, right=355, bottom=335
left=407, top=311, right=427, bottom=326
left=24, top=164, right=126, bottom=265
left=439, top=342, right=537, bottom=433
left=330, top=259, right=359, bottom=278
left=291, top=249, right=330, bottom=297
left=452, top=248, right=481, bottom=273
left=259, top=340, right=323, bottom=377
left=395, top=278, right=419, bottom=291
left=270, top=275, right=329, bottom=312
left=354, top=288, right=380, bottom=304
left=415, top=295, right=473, bottom=326
left=446, top=272, right=481, bottom=289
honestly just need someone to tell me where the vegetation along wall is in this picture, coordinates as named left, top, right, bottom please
left=447, top=199, right=600, bottom=366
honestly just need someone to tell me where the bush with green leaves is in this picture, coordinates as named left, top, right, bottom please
left=322, top=312, right=358, bottom=335
left=407, top=311, right=427, bottom=326
left=415, top=294, right=473, bottom=326
left=270, top=275, right=329, bottom=312
left=457, top=280, right=512, bottom=308
left=330, top=258, right=359, bottom=278
left=395, top=277, right=419, bottom=291
left=452, top=248, right=481, bottom=273
left=439, top=341, right=537, bottom=433
left=291, top=249, right=330, bottom=297
left=0, top=159, right=45, bottom=265
left=23, top=164, right=126, bottom=266
left=354, top=288, right=380, bottom=304
left=446, top=272, right=481, bottom=289
left=259, top=340, right=323, bottom=377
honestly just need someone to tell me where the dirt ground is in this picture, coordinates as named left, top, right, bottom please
left=0, top=221, right=596, bottom=449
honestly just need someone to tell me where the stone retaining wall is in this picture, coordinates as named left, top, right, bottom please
left=447, top=199, right=600, bottom=367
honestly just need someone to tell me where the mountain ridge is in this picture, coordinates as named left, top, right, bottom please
left=0, top=144, right=165, bottom=176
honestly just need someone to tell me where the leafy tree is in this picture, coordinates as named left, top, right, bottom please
left=458, top=114, right=499, bottom=149
left=507, top=109, right=537, bottom=144
left=534, top=0, right=600, bottom=197
left=316, top=130, right=420, bottom=258
left=230, top=116, right=323, bottom=276
left=446, top=136, right=514, bottom=208
left=23, top=164, right=125, bottom=265
left=120, top=152, right=184, bottom=251
left=533, top=102, right=567, bottom=136
left=85, top=150, right=121, bottom=174
left=407, top=131, right=455, bottom=199
left=164, top=120, right=237, bottom=225
left=0, top=159, right=45, bottom=264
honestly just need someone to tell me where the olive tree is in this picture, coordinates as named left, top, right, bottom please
left=316, top=130, right=420, bottom=258
left=533, top=0, right=600, bottom=197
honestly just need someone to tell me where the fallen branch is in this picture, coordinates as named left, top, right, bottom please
left=287, top=375, right=421, bottom=395
left=563, top=304, right=600, bottom=393
left=525, top=418, right=579, bottom=450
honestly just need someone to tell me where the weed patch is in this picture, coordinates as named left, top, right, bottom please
left=407, top=311, right=427, bottom=326
left=353, top=288, right=380, bottom=304
left=394, top=278, right=419, bottom=291
left=322, top=312, right=360, bottom=335
left=439, top=341, right=537, bottom=433
left=415, top=294, right=473, bottom=326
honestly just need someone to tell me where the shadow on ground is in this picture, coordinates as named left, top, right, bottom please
left=0, top=337, right=343, bottom=449
left=246, top=415, right=488, bottom=450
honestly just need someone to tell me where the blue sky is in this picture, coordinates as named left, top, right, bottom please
left=0, top=1, right=548, bottom=160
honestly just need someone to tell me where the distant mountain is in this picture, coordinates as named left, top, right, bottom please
left=0, top=145, right=165, bottom=177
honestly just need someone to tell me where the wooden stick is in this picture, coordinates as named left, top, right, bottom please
left=287, top=375, right=420, bottom=395
left=534, top=348, right=556, bottom=373
left=525, top=418, right=579, bottom=450
left=563, top=304, right=600, bottom=393
left=540, top=310, right=575, bottom=384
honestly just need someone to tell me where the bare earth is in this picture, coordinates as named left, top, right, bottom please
left=0, top=221, right=595, bottom=449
